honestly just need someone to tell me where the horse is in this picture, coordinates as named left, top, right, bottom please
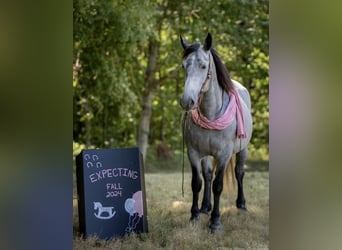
left=179, top=33, right=253, bottom=230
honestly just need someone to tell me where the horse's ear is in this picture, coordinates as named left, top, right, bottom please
left=180, top=35, right=188, bottom=50
left=203, top=33, right=212, bottom=51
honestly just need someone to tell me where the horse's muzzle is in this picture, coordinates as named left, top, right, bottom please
left=180, top=96, right=195, bottom=111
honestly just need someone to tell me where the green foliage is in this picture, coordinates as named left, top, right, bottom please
left=73, top=0, right=152, bottom=147
left=73, top=0, right=269, bottom=159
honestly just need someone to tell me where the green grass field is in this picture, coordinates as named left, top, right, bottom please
left=73, top=161, right=269, bottom=249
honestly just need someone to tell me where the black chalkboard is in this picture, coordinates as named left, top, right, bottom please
left=76, top=147, right=148, bottom=239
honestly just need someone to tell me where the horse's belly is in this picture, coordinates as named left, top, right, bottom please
left=186, top=123, right=233, bottom=156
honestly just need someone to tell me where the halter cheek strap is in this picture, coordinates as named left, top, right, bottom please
left=200, top=55, right=212, bottom=93
left=197, top=54, right=212, bottom=105
left=200, top=70, right=211, bottom=93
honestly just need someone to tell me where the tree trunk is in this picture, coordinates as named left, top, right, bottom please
left=138, top=91, right=155, bottom=160
left=137, top=38, right=159, bottom=161
left=136, top=24, right=181, bottom=160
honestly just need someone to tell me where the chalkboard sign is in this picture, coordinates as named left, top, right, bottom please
left=76, top=147, right=148, bottom=239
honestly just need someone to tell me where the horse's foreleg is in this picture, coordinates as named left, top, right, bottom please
left=235, top=148, right=247, bottom=210
left=200, top=157, right=213, bottom=215
left=210, top=162, right=225, bottom=230
left=190, top=164, right=202, bottom=221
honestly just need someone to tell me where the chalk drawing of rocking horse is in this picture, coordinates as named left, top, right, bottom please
left=93, top=202, right=116, bottom=219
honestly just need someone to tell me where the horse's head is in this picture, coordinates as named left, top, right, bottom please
left=179, top=33, right=213, bottom=111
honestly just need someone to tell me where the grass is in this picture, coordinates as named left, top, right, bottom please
left=73, top=160, right=269, bottom=250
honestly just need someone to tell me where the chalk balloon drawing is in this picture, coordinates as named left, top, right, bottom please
left=125, top=198, right=136, bottom=216
left=124, top=191, right=143, bottom=233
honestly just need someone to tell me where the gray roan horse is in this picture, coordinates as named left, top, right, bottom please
left=180, top=33, right=253, bottom=230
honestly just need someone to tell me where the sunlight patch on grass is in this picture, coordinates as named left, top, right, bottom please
left=172, top=200, right=190, bottom=209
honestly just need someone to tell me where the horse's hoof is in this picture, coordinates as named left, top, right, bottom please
left=237, top=204, right=248, bottom=212
left=209, top=217, right=222, bottom=231
left=236, top=202, right=248, bottom=212
left=209, top=221, right=222, bottom=232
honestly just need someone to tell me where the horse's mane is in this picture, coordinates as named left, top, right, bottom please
left=182, top=43, right=200, bottom=59
left=182, top=44, right=234, bottom=93
left=210, top=48, right=234, bottom=93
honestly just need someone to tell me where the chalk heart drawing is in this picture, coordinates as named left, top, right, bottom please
left=93, top=201, right=116, bottom=219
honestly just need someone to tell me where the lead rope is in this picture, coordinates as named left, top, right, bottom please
left=181, top=112, right=187, bottom=198
left=182, top=133, right=185, bottom=198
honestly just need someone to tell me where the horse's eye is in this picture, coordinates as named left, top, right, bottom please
left=201, top=65, right=206, bottom=69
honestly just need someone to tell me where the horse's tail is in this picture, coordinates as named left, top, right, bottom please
left=212, top=155, right=236, bottom=195
left=224, top=154, right=236, bottom=195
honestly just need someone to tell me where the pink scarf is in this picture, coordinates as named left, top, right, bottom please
left=191, top=89, right=247, bottom=138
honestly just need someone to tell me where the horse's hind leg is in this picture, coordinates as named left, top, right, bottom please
left=210, top=156, right=229, bottom=230
left=235, top=148, right=248, bottom=210
left=200, top=157, right=213, bottom=215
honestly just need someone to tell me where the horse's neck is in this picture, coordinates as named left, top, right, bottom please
left=199, top=70, right=229, bottom=121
